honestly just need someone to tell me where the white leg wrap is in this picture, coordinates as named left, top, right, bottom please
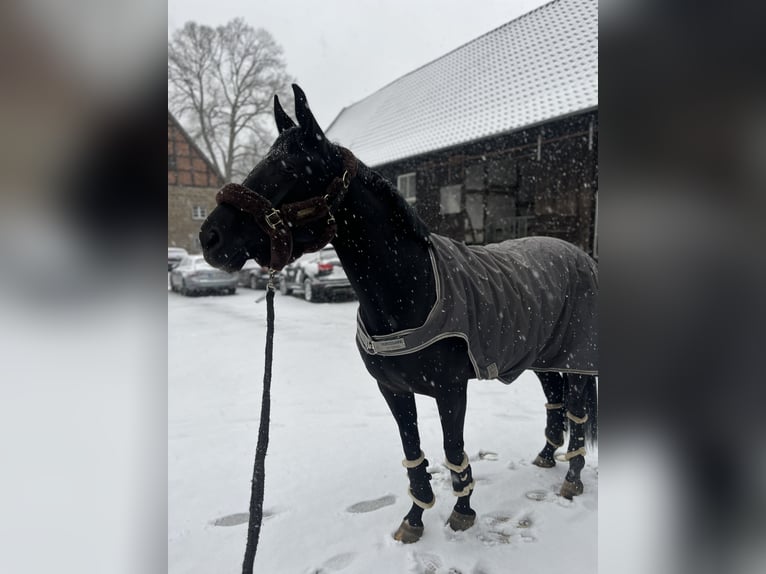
left=408, top=487, right=435, bottom=509
left=566, top=411, right=589, bottom=424
left=453, top=480, right=476, bottom=497
left=545, top=402, right=564, bottom=409
left=546, top=436, right=565, bottom=448
left=402, top=450, right=426, bottom=468
left=443, top=452, right=470, bottom=473
left=555, top=446, right=586, bottom=462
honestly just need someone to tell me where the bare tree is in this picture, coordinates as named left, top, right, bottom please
left=168, top=19, right=294, bottom=181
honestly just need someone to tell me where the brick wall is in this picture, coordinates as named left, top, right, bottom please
left=168, top=112, right=225, bottom=252
left=168, top=114, right=223, bottom=188
left=168, top=185, right=219, bottom=253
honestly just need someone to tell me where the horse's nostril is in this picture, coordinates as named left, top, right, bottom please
left=201, top=227, right=221, bottom=251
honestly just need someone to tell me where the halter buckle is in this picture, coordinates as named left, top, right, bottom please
left=264, top=209, right=283, bottom=230
left=341, top=170, right=351, bottom=189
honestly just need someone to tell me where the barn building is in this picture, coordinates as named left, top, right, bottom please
left=167, top=111, right=225, bottom=253
left=325, top=0, right=598, bottom=257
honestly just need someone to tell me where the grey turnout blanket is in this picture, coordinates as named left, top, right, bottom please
left=356, top=234, right=598, bottom=384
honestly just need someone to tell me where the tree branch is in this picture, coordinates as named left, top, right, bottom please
left=168, top=19, right=293, bottom=181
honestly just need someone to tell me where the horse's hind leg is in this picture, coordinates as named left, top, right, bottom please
left=533, top=371, right=567, bottom=468
left=377, top=383, right=434, bottom=544
left=560, top=373, right=596, bottom=499
left=435, top=379, right=477, bottom=532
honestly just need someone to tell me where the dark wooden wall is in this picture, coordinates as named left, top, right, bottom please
left=375, top=111, right=598, bottom=256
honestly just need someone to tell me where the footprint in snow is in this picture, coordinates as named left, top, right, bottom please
left=477, top=450, right=498, bottom=461
left=345, top=494, right=396, bottom=514
left=212, top=512, right=249, bottom=526
left=311, top=552, right=357, bottom=573
left=407, top=552, right=443, bottom=574
left=473, top=513, right=538, bottom=546
left=507, top=457, right=530, bottom=470
left=211, top=509, right=276, bottom=526
left=486, top=513, right=533, bottom=529
left=413, top=535, right=489, bottom=570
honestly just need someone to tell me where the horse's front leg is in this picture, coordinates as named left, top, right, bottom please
left=435, top=379, right=476, bottom=532
left=377, top=382, right=434, bottom=544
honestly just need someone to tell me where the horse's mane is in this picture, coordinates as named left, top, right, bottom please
left=355, top=161, right=431, bottom=246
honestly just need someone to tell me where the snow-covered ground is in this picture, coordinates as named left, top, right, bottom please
left=169, top=288, right=597, bottom=573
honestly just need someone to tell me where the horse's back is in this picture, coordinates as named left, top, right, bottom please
left=483, top=236, right=597, bottom=285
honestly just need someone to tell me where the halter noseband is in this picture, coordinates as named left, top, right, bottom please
left=215, top=147, right=358, bottom=271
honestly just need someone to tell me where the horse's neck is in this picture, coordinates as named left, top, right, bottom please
left=332, top=163, right=436, bottom=335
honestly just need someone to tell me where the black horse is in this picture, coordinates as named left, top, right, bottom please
left=200, top=85, right=598, bottom=544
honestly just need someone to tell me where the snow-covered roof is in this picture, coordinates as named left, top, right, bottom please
left=325, top=0, right=598, bottom=167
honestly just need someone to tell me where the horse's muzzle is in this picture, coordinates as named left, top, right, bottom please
left=199, top=216, right=249, bottom=273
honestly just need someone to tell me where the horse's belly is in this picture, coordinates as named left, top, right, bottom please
left=357, top=336, right=474, bottom=395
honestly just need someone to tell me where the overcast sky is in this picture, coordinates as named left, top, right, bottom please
left=168, top=0, right=551, bottom=128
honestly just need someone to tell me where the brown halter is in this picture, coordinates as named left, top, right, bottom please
left=215, top=147, right=357, bottom=271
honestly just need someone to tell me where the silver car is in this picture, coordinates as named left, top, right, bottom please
left=169, top=254, right=238, bottom=296
left=168, top=246, right=188, bottom=271
left=278, top=247, right=354, bottom=302
left=237, top=259, right=280, bottom=290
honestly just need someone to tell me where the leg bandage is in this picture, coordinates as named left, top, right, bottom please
left=408, top=487, right=435, bottom=509
left=545, top=403, right=566, bottom=448
left=445, top=452, right=475, bottom=497
left=402, top=450, right=426, bottom=468
left=555, top=446, right=586, bottom=462
left=546, top=436, right=565, bottom=448
left=404, top=454, right=434, bottom=509
left=566, top=411, right=589, bottom=424
left=443, top=452, right=470, bottom=473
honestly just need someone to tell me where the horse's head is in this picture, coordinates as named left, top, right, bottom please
left=200, top=84, right=353, bottom=273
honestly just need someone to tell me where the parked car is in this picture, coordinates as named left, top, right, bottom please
left=169, top=254, right=238, bottom=296
left=279, top=247, right=354, bottom=302
left=168, top=247, right=188, bottom=271
left=237, top=259, right=280, bottom=290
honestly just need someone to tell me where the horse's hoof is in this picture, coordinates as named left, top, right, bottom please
left=393, top=519, right=423, bottom=544
left=447, top=510, right=476, bottom=531
left=560, top=479, right=584, bottom=499
left=533, top=455, right=556, bottom=468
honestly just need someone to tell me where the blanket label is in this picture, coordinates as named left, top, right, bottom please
left=373, top=338, right=407, bottom=352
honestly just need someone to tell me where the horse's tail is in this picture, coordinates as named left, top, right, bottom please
left=583, top=375, right=598, bottom=448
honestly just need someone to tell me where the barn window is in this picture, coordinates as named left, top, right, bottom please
left=397, top=173, right=417, bottom=204
left=191, top=205, right=207, bottom=220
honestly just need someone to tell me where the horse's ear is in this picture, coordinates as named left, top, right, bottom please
left=292, top=83, right=326, bottom=143
left=274, top=95, right=296, bottom=133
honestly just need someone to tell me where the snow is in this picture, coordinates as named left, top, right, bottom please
left=169, top=289, right=597, bottom=573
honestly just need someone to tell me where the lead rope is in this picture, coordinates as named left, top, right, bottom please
left=242, top=269, right=276, bottom=574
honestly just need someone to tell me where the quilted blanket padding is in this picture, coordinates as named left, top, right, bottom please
left=357, top=234, right=598, bottom=384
